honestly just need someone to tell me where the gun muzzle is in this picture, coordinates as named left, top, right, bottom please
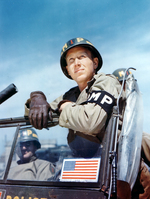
left=0, top=84, right=18, bottom=104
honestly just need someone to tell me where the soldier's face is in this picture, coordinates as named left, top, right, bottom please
left=66, top=46, right=98, bottom=87
left=19, top=141, right=37, bottom=162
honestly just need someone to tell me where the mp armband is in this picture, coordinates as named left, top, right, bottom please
left=86, top=90, right=116, bottom=114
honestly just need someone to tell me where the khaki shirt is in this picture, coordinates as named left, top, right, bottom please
left=25, top=73, right=125, bottom=157
left=8, top=158, right=55, bottom=181
left=50, top=73, right=124, bottom=142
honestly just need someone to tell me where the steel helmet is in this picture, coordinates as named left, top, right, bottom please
left=17, top=128, right=41, bottom=149
left=60, top=37, right=103, bottom=79
left=112, top=68, right=134, bottom=82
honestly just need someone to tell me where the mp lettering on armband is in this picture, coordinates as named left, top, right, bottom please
left=87, top=90, right=116, bottom=114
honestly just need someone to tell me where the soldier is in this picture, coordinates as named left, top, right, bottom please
left=112, top=68, right=150, bottom=199
left=8, top=128, right=55, bottom=181
left=25, top=37, right=131, bottom=198
left=16, top=128, right=41, bottom=164
left=25, top=37, right=125, bottom=158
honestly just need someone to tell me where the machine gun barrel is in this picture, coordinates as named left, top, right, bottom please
left=0, top=113, right=59, bottom=128
left=0, top=84, right=18, bottom=104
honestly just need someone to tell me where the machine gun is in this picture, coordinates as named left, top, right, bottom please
left=0, top=84, right=18, bottom=105
left=0, top=83, right=59, bottom=128
left=0, top=114, right=59, bottom=129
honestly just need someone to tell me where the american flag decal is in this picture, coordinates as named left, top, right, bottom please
left=60, top=158, right=101, bottom=182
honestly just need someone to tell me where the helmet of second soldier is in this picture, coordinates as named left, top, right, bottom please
left=60, top=37, right=103, bottom=79
left=112, top=68, right=134, bottom=82
left=16, top=128, right=41, bottom=162
left=17, top=128, right=41, bottom=149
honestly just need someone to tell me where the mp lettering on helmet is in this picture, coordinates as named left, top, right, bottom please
left=118, top=70, right=132, bottom=78
left=76, top=37, right=84, bottom=42
left=85, top=40, right=93, bottom=46
left=86, top=91, right=115, bottom=114
left=27, top=129, right=32, bottom=136
left=61, top=43, right=68, bottom=54
left=22, top=131, right=27, bottom=136
left=32, top=133, right=38, bottom=138
left=118, top=70, right=125, bottom=78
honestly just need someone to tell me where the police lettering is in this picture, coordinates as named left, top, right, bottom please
left=87, top=90, right=115, bottom=114
left=6, top=196, right=47, bottom=199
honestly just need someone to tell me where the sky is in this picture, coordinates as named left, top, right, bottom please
left=0, top=0, right=150, bottom=152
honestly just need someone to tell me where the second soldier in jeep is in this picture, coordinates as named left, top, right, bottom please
left=8, top=128, right=55, bottom=181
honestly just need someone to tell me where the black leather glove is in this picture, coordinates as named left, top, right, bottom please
left=29, top=91, right=52, bottom=129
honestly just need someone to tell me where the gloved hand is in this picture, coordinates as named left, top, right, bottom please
left=29, top=91, right=52, bottom=129
left=139, top=160, right=150, bottom=199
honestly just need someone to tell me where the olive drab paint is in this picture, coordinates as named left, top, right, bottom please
left=61, top=38, right=94, bottom=55
left=112, top=68, right=134, bottom=82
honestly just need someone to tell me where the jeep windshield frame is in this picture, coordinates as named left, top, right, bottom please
left=0, top=116, right=114, bottom=194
